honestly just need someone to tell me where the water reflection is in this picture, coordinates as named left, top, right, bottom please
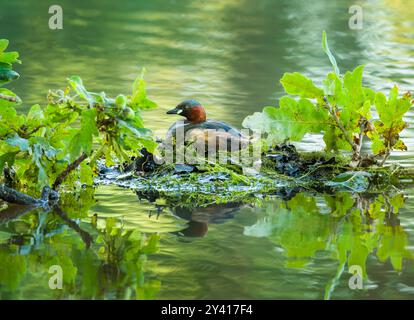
left=171, top=203, right=245, bottom=237
left=1, top=185, right=414, bottom=299
left=244, top=192, right=412, bottom=299
left=151, top=190, right=414, bottom=299
left=0, top=189, right=161, bottom=299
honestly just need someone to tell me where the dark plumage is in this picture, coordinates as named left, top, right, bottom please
left=167, top=119, right=243, bottom=139
left=165, top=100, right=248, bottom=152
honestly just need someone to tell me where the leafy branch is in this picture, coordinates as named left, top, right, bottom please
left=243, top=31, right=414, bottom=167
left=0, top=38, right=158, bottom=200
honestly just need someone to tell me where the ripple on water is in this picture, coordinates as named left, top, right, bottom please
left=91, top=184, right=187, bottom=233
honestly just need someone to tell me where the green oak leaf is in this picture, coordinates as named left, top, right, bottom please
left=0, top=51, right=21, bottom=66
left=323, top=126, right=353, bottom=152
left=80, top=161, right=94, bottom=186
left=130, top=70, right=158, bottom=110
left=375, top=87, right=412, bottom=127
left=343, top=65, right=365, bottom=110
left=69, top=108, right=98, bottom=160
left=0, top=39, right=9, bottom=53
left=371, top=133, right=386, bottom=155
left=357, top=100, right=372, bottom=120
left=280, top=72, right=324, bottom=99
left=6, top=134, right=30, bottom=152
left=243, top=96, right=329, bottom=144
left=68, top=76, right=93, bottom=103
left=393, top=139, right=407, bottom=151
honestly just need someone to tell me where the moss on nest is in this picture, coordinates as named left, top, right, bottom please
left=95, top=144, right=414, bottom=207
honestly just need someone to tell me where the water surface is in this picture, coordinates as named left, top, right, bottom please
left=0, top=0, right=414, bottom=299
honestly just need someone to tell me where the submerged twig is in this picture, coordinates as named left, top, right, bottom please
left=53, top=205, right=93, bottom=248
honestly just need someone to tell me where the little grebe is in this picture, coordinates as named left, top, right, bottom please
left=165, top=99, right=248, bottom=151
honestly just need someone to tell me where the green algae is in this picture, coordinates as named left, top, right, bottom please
left=95, top=144, right=414, bottom=207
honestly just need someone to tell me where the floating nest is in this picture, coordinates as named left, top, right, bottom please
left=94, top=144, right=413, bottom=207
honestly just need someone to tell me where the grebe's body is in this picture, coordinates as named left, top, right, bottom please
left=165, top=100, right=248, bottom=152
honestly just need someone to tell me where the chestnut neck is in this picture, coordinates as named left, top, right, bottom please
left=186, top=106, right=206, bottom=124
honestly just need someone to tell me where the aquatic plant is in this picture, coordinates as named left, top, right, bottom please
left=0, top=39, right=21, bottom=102
left=0, top=39, right=157, bottom=197
left=1, top=34, right=413, bottom=207
left=243, top=32, right=414, bottom=167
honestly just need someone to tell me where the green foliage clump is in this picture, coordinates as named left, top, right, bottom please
left=0, top=39, right=157, bottom=194
left=243, top=31, right=414, bottom=166
left=0, top=39, right=21, bottom=102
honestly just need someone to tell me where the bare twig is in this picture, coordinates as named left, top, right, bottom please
left=0, top=184, right=58, bottom=211
left=98, top=118, right=115, bottom=130
left=19, top=125, right=46, bottom=138
left=380, top=150, right=390, bottom=166
left=52, top=152, right=88, bottom=190
left=330, top=108, right=357, bottom=153
left=355, top=120, right=367, bottom=166
left=0, top=184, right=43, bottom=206
left=356, top=121, right=366, bottom=155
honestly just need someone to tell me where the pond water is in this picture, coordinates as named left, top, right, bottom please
left=1, top=0, right=414, bottom=299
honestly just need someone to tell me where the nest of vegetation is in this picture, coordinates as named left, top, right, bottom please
left=94, top=144, right=414, bottom=207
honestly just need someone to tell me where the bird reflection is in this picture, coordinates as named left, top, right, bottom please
left=172, top=202, right=244, bottom=237
left=136, top=190, right=245, bottom=238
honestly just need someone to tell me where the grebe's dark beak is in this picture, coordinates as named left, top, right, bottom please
left=166, top=107, right=182, bottom=115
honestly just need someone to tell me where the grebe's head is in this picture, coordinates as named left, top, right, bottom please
left=166, top=99, right=206, bottom=124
